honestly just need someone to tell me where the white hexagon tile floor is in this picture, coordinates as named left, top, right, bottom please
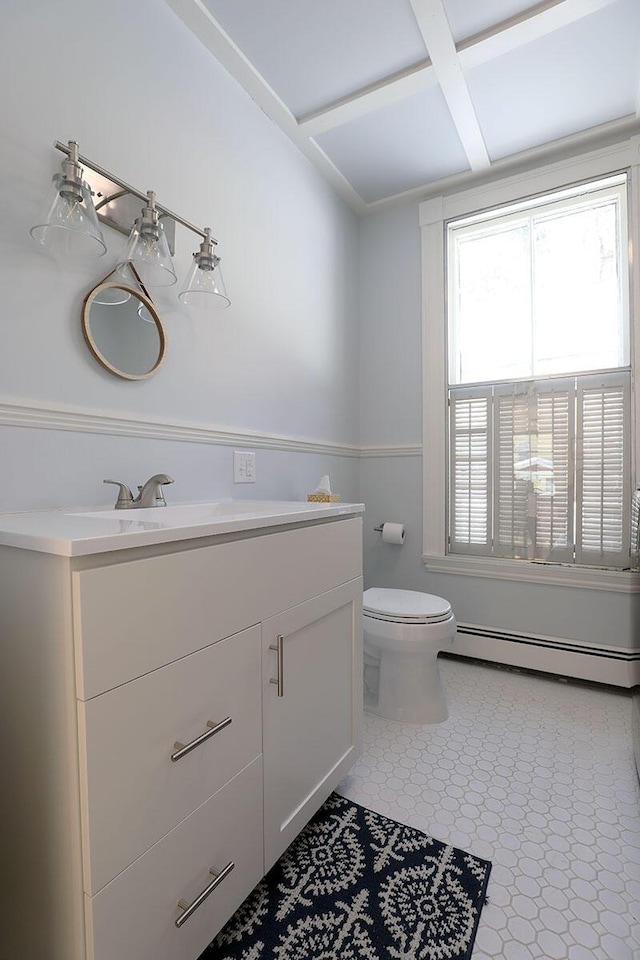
left=337, top=656, right=640, bottom=960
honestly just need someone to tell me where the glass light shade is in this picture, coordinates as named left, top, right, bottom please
left=116, top=218, right=177, bottom=288
left=137, top=302, right=155, bottom=323
left=30, top=174, right=107, bottom=257
left=94, top=286, right=131, bottom=305
left=178, top=257, right=230, bottom=309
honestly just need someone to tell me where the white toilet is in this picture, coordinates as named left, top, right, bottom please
left=363, top=587, right=456, bottom=724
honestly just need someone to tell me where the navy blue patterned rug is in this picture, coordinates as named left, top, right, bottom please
left=199, top=792, right=491, bottom=960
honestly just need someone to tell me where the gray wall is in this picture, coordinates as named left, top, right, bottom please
left=0, top=0, right=360, bottom=512
left=358, top=202, right=640, bottom=650
left=1, top=0, right=637, bottom=653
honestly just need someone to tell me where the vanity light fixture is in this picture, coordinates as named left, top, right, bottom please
left=29, top=141, right=107, bottom=257
left=116, top=190, right=177, bottom=288
left=179, top=228, right=230, bottom=309
left=30, top=140, right=230, bottom=309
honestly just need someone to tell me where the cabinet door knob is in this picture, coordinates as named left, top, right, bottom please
left=175, top=861, right=235, bottom=927
left=269, top=634, right=284, bottom=697
left=171, top=716, right=232, bottom=763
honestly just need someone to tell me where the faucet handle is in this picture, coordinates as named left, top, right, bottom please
left=151, top=474, right=173, bottom=507
left=138, top=473, right=174, bottom=508
left=104, top=479, right=134, bottom=509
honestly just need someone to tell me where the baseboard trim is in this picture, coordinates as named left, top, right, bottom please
left=453, top=622, right=640, bottom=688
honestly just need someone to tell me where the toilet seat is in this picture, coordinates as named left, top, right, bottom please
left=363, top=588, right=452, bottom=625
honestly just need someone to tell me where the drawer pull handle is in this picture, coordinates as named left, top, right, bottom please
left=269, top=634, right=284, bottom=697
left=171, top=716, right=233, bottom=763
left=175, top=861, right=235, bottom=928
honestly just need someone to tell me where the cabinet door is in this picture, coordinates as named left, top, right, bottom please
left=262, top=578, right=362, bottom=869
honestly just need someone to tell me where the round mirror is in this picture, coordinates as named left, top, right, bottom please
left=82, top=281, right=165, bottom=380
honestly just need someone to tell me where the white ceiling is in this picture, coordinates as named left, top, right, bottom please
left=165, top=0, right=640, bottom=213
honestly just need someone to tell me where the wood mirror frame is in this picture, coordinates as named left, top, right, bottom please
left=82, top=277, right=166, bottom=381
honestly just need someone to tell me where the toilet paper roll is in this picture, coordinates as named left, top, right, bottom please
left=381, top=522, right=405, bottom=545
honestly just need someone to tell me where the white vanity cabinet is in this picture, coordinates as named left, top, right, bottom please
left=0, top=511, right=363, bottom=960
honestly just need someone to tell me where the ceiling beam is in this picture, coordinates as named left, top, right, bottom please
left=409, top=0, right=490, bottom=171
left=163, top=0, right=367, bottom=214
left=164, top=0, right=629, bottom=210
left=459, top=0, right=622, bottom=71
left=299, top=59, right=437, bottom=138
left=298, top=0, right=621, bottom=138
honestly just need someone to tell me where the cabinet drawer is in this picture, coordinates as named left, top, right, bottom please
left=85, top=757, right=263, bottom=960
left=73, top=516, right=362, bottom=698
left=78, top=626, right=261, bottom=896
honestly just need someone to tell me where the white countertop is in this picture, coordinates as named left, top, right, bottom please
left=0, top=500, right=365, bottom=557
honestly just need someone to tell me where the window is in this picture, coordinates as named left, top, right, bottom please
left=446, top=174, right=631, bottom=569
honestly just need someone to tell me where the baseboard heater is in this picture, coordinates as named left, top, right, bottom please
left=450, top=622, right=640, bottom=688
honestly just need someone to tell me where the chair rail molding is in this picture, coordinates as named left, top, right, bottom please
left=0, top=396, right=359, bottom=458
left=359, top=444, right=422, bottom=458
left=0, top=397, right=432, bottom=459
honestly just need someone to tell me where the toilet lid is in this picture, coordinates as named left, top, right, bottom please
left=363, top=588, right=452, bottom=624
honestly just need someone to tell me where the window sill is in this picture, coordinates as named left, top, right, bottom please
left=422, top=554, right=640, bottom=593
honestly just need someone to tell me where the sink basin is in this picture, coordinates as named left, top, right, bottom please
left=70, top=500, right=332, bottom=526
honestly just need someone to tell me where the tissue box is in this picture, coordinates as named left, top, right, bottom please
left=307, top=493, right=341, bottom=502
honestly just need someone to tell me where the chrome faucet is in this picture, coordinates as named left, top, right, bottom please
left=104, top=474, right=174, bottom=509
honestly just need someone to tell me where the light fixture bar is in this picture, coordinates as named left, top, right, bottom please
left=53, top=140, right=216, bottom=244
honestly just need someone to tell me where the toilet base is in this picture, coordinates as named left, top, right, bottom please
left=364, top=650, right=449, bottom=724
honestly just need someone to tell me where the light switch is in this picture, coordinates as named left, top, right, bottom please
left=234, top=450, right=256, bottom=483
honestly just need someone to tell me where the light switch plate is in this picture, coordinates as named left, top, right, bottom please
left=233, top=450, right=256, bottom=483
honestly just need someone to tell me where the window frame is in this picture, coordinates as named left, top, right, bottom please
left=447, top=175, right=630, bottom=386
left=420, top=136, right=640, bottom=592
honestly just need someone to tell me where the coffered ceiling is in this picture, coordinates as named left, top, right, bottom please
left=164, top=0, right=640, bottom=213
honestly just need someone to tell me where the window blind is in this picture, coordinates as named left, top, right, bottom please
left=449, top=371, right=630, bottom=568
left=576, top=372, right=630, bottom=567
left=449, top=388, right=491, bottom=554
left=494, top=379, right=574, bottom=563
left=631, top=488, right=640, bottom=569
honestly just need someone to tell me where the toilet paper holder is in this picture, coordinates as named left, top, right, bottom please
left=373, top=521, right=406, bottom=544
